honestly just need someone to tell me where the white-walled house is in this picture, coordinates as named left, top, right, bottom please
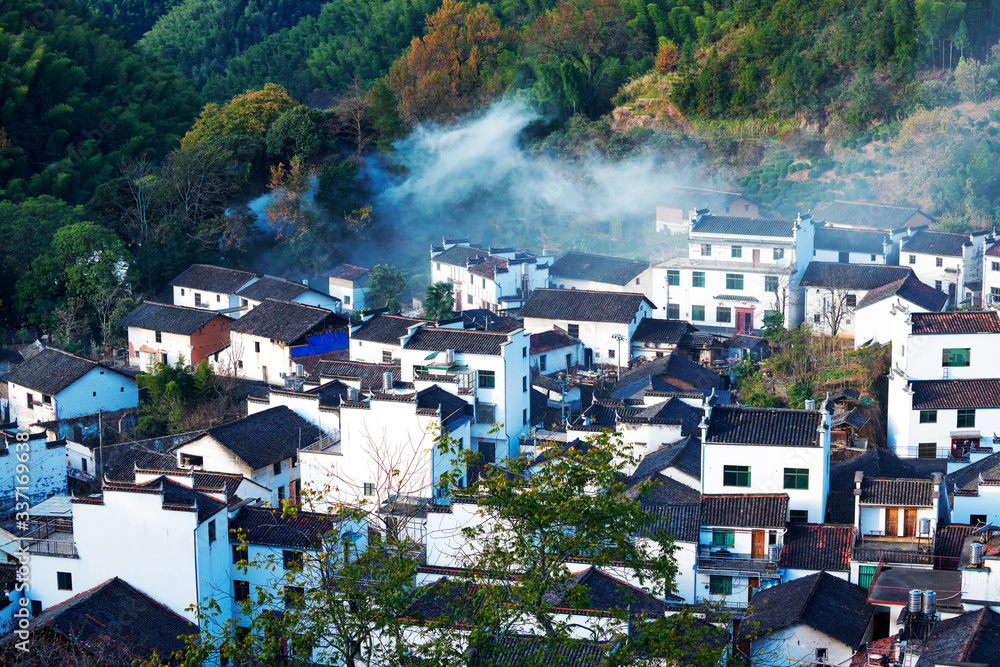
left=799, top=262, right=915, bottom=338
left=887, top=311, right=1000, bottom=459
left=945, top=451, right=1000, bottom=526
left=701, top=404, right=831, bottom=524
left=324, top=264, right=369, bottom=311
left=172, top=406, right=323, bottom=506
left=653, top=212, right=816, bottom=332
left=656, top=187, right=761, bottom=235
left=2, top=348, right=138, bottom=428
left=349, top=313, right=436, bottom=365
left=982, top=242, right=1000, bottom=308
left=170, top=264, right=256, bottom=312
left=519, top=288, right=654, bottom=368
left=225, top=299, right=349, bottom=385
left=900, top=228, right=990, bottom=308
left=853, top=275, right=948, bottom=348
left=234, top=275, right=341, bottom=315
left=430, top=239, right=550, bottom=312
left=630, top=319, right=697, bottom=361
left=735, top=572, right=874, bottom=667
left=118, top=301, right=233, bottom=370
left=528, top=328, right=583, bottom=375
left=0, top=429, right=67, bottom=507
left=547, top=252, right=653, bottom=301
left=813, top=226, right=895, bottom=264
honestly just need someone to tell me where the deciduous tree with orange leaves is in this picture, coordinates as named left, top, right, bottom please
left=387, top=0, right=513, bottom=123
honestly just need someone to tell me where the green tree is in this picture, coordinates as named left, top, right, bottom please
left=365, top=264, right=408, bottom=313
left=424, top=282, right=455, bottom=320
left=266, top=105, right=325, bottom=162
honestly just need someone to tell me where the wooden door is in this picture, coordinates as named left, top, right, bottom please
left=904, top=509, right=918, bottom=536
left=748, top=577, right=760, bottom=603
left=753, top=249, right=760, bottom=267
left=885, top=508, right=898, bottom=536
left=752, top=530, right=766, bottom=559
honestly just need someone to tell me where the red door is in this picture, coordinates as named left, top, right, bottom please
left=735, top=307, right=754, bottom=334
left=752, top=249, right=761, bottom=267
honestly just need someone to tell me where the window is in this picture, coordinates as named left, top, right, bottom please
left=816, top=649, right=828, bottom=663
left=716, top=307, right=731, bottom=323
left=382, top=350, right=392, bottom=363
left=523, top=408, right=528, bottom=426
left=278, top=486, right=285, bottom=502
left=216, top=294, right=221, bottom=302
left=845, top=293, right=856, bottom=307
left=958, top=409, right=976, bottom=428
left=666, top=304, right=680, bottom=319
left=608, top=348, right=615, bottom=358
left=709, top=576, right=732, bottom=595
left=436, top=262, right=441, bottom=270
left=467, top=293, right=473, bottom=304
left=26, top=393, right=33, bottom=409
left=482, top=278, right=486, bottom=288
left=918, top=442, right=937, bottom=459
left=744, top=204, right=750, bottom=212
left=155, top=330, right=162, bottom=343
left=522, top=376, right=528, bottom=392
left=567, top=324, right=579, bottom=338
left=935, top=280, right=943, bottom=291
left=773, top=248, right=784, bottom=260
left=57, top=572, right=72, bottom=591
left=232, top=544, right=246, bottom=564
left=692, top=271, right=705, bottom=287
left=273, top=461, right=282, bottom=475
left=936, top=257, right=943, bottom=267
left=789, top=510, right=809, bottom=524
left=635, top=277, right=640, bottom=285
left=254, top=341, right=260, bottom=353
left=345, top=295, right=351, bottom=305
left=813, top=313, right=821, bottom=323
left=725, top=274, right=744, bottom=290
left=731, top=245, right=742, bottom=258
left=919, top=410, right=937, bottom=423
left=283, top=550, right=302, bottom=570
left=237, top=360, right=243, bottom=369
left=195, top=293, right=202, bottom=306
left=539, top=355, right=547, bottom=371
left=208, top=520, right=216, bottom=543
left=476, top=402, right=496, bottom=424
left=241, top=298, right=248, bottom=307
left=722, top=465, right=750, bottom=487
left=712, top=530, right=735, bottom=547
left=522, top=347, right=527, bottom=358
left=478, top=370, right=496, bottom=388
left=909, top=254, right=916, bottom=264
left=691, top=305, right=705, bottom=321
left=943, top=348, right=970, bottom=367
left=765, top=276, right=778, bottom=292
left=284, top=586, right=305, bottom=609
left=700, top=244, right=712, bottom=256
left=181, top=288, right=185, bottom=296
left=181, top=454, right=203, bottom=467
left=784, top=468, right=809, bottom=490
left=364, top=483, right=375, bottom=496
left=871, top=254, right=877, bottom=261
left=234, top=580, right=249, bottom=602
left=994, top=262, right=1000, bottom=271
left=666, top=270, right=680, bottom=286
left=30, top=600, right=41, bottom=617
left=82, top=459, right=87, bottom=474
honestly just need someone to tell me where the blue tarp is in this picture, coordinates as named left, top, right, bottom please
left=291, top=329, right=348, bottom=357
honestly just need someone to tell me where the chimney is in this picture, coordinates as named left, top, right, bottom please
left=854, top=471, right=864, bottom=535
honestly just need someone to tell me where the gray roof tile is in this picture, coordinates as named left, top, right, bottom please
left=117, top=301, right=231, bottom=336
left=549, top=252, right=649, bottom=285
left=800, top=262, right=914, bottom=290
left=520, top=289, right=653, bottom=324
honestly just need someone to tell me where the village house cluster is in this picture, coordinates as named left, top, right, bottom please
left=1, top=190, right=1000, bottom=665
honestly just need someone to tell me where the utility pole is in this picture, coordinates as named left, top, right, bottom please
left=97, top=408, right=103, bottom=485
left=612, top=333, right=626, bottom=381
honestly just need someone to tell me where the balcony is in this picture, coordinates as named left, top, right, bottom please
left=23, top=520, right=78, bottom=558
left=852, top=535, right=933, bottom=566
left=696, top=550, right=782, bottom=578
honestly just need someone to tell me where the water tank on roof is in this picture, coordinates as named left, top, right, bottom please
left=971, top=541, right=984, bottom=567
left=922, top=590, right=936, bottom=616
left=908, top=589, right=922, bottom=614
left=767, top=544, right=779, bottom=563
left=919, top=518, right=931, bottom=535
left=382, top=371, right=393, bottom=393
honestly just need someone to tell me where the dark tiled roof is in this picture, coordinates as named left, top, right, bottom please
left=105, top=446, right=180, bottom=483
left=631, top=319, right=695, bottom=345
left=470, top=635, right=607, bottom=667
left=117, top=301, right=230, bottom=335
left=1, top=348, right=128, bottom=395
left=736, top=572, right=874, bottom=649
left=633, top=436, right=702, bottom=480
left=825, top=491, right=855, bottom=524
left=31, top=578, right=198, bottom=661
left=193, top=406, right=322, bottom=470
left=987, top=242, right=1000, bottom=257
left=548, top=252, right=649, bottom=285
left=945, top=451, right=1000, bottom=497
left=228, top=299, right=346, bottom=344
left=910, top=311, right=1000, bottom=334
left=324, top=264, right=369, bottom=280
left=814, top=200, right=923, bottom=229
left=828, top=447, right=927, bottom=492
left=935, top=524, right=976, bottom=570
left=800, top=262, right=914, bottom=290
left=705, top=406, right=823, bottom=447
left=780, top=524, right=854, bottom=571
left=691, top=214, right=795, bottom=238
left=468, top=255, right=508, bottom=278
left=228, top=505, right=332, bottom=548
left=310, top=360, right=402, bottom=388
left=902, top=229, right=969, bottom=257
left=461, top=309, right=523, bottom=333
left=545, top=566, right=668, bottom=614
left=433, top=245, right=489, bottom=267
left=520, top=289, right=652, bottom=324
left=814, top=227, right=891, bottom=254
left=911, top=379, right=1000, bottom=409
left=644, top=503, right=701, bottom=542
left=855, top=276, right=948, bottom=311
left=530, top=328, right=580, bottom=354
left=859, top=478, right=934, bottom=506
left=404, top=327, right=511, bottom=356
left=624, top=472, right=701, bottom=504
left=615, top=353, right=724, bottom=394
left=700, top=494, right=789, bottom=529
left=611, top=374, right=685, bottom=399
left=169, top=264, right=256, bottom=292
left=573, top=399, right=702, bottom=435
left=914, top=608, right=1000, bottom=667
left=236, top=276, right=314, bottom=302
left=416, top=385, right=472, bottom=430
left=832, top=407, right=870, bottom=431
left=353, top=314, right=428, bottom=344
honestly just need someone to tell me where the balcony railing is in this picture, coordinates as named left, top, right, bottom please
left=697, top=553, right=782, bottom=578
left=26, top=537, right=78, bottom=558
